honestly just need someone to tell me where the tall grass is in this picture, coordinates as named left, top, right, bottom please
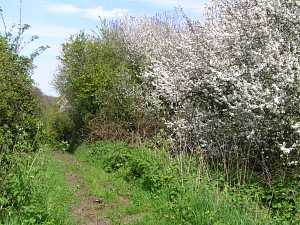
left=76, top=141, right=274, bottom=225
left=0, top=147, right=74, bottom=225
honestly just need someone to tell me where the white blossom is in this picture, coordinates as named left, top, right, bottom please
left=279, top=142, right=294, bottom=155
left=115, top=0, right=300, bottom=165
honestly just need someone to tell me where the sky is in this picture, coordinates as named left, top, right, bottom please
left=0, top=0, right=207, bottom=96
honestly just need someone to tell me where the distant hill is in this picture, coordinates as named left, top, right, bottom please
left=32, top=87, right=57, bottom=109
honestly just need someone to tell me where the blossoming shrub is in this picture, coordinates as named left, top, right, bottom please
left=117, top=0, right=300, bottom=178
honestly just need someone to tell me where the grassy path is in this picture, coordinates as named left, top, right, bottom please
left=50, top=142, right=274, bottom=225
left=54, top=151, right=144, bottom=225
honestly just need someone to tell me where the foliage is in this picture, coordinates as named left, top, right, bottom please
left=0, top=147, right=75, bottom=225
left=0, top=12, right=50, bottom=220
left=261, top=179, right=300, bottom=224
left=0, top=36, right=41, bottom=153
left=79, top=141, right=274, bottom=225
left=114, top=0, right=300, bottom=179
left=54, top=29, right=161, bottom=144
left=52, top=1, right=300, bottom=222
left=0, top=3, right=73, bottom=223
left=50, top=110, right=74, bottom=144
left=0, top=34, right=43, bottom=214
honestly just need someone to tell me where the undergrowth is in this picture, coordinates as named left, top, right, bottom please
left=0, top=147, right=74, bottom=225
left=76, top=141, right=276, bottom=225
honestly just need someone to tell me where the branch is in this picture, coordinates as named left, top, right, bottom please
left=0, top=7, right=8, bottom=37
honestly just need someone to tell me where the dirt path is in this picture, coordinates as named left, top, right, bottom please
left=54, top=152, right=114, bottom=225
left=54, top=152, right=143, bottom=225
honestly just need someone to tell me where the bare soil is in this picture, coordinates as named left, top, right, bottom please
left=54, top=152, right=112, bottom=225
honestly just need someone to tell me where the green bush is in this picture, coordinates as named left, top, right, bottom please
left=0, top=36, right=41, bottom=153
left=0, top=11, right=74, bottom=222
left=261, top=179, right=300, bottom=224
left=54, top=30, right=161, bottom=143
left=50, top=111, right=74, bottom=143
left=0, top=160, right=49, bottom=224
left=89, top=141, right=175, bottom=192
left=0, top=34, right=44, bottom=220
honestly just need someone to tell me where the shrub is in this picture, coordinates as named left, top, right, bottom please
left=0, top=32, right=43, bottom=219
left=0, top=36, right=41, bottom=153
left=0, top=34, right=41, bottom=183
left=54, top=29, right=162, bottom=143
left=50, top=111, right=74, bottom=143
left=88, top=141, right=175, bottom=192
left=118, top=0, right=300, bottom=179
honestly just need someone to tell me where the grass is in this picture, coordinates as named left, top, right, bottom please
left=72, top=141, right=274, bottom=225
left=40, top=150, right=75, bottom=225
left=2, top=141, right=290, bottom=224
left=0, top=146, right=75, bottom=225
left=74, top=145, right=146, bottom=224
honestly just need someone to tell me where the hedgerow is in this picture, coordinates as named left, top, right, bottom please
left=54, top=29, right=162, bottom=145
left=53, top=0, right=299, bottom=223
left=117, top=0, right=300, bottom=179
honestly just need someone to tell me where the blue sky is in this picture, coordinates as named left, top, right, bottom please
left=0, top=0, right=207, bottom=96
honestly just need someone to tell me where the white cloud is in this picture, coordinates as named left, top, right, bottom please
left=47, top=3, right=128, bottom=20
left=84, top=6, right=128, bottom=19
left=47, top=4, right=81, bottom=14
left=131, top=0, right=206, bottom=13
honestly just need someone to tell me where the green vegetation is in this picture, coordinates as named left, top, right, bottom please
left=53, top=30, right=161, bottom=145
left=73, top=141, right=272, bottom=225
left=0, top=16, right=72, bottom=224
left=50, top=14, right=299, bottom=224
left=1, top=147, right=74, bottom=225
left=0, top=35, right=40, bottom=153
left=0, top=33, right=41, bottom=219
left=0, top=1, right=299, bottom=224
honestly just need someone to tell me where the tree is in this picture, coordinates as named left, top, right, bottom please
left=119, top=0, right=300, bottom=177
